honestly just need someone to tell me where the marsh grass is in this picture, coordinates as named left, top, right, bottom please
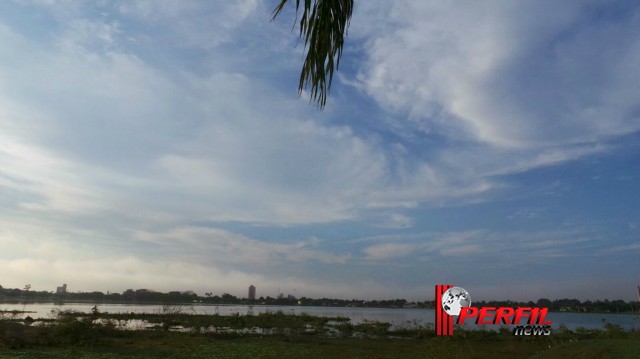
left=2, top=309, right=640, bottom=358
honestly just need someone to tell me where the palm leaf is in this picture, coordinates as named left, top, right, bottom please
left=272, top=0, right=353, bottom=109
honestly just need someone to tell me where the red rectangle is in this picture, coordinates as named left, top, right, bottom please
left=436, top=285, right=442, bottom=335
left=435, top=284, right=453, bottom=336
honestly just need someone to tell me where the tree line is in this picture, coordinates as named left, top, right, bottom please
left=0, top=285, right=637, bottom=313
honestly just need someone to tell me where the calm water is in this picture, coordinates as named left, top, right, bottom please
left=2, top=303, right=638, bottom=331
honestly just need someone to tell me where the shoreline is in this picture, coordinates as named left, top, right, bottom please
left=2, top=301, right=639, bottom=315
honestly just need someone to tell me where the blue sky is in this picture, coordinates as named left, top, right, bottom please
left=0, top=0, right=638, bottom=301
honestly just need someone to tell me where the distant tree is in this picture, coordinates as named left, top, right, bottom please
left=122, top=289, right=136, bottom=300
left=536, top=298, right=552, bottom=308
left=221, top=293, right=239, bottom=304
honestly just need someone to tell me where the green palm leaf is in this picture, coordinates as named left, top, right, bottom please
left=273, top=0, right=354, bottom=109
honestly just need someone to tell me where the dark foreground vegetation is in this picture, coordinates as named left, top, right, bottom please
left=1, top=309, right=640, bottom=358
left=2, top=285, right=639, bottom=313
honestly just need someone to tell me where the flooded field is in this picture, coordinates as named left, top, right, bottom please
left=2, top=302, right=638, bottom=331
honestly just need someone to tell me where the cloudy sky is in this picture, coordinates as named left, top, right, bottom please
left=0, top=0, right=639, bottom=301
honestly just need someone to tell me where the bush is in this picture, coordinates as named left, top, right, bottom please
left=52, top=316, right=97, bottom=344
left=603, top=323, right=627, bottom=338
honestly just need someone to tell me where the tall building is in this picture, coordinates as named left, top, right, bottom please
left=248, top=285, right=256, bottom=300
left=56, top=284, right=67, bottom=294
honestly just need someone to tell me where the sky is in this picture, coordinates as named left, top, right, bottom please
left=0, top=0, right=639, bottom=302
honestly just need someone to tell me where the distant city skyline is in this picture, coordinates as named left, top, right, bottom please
left=0, top=1, right=638, bottom=301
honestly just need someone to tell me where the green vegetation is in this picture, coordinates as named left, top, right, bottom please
left=1, top=308, right=639, bottom=358
left=272, top=0, right=354, bottom=109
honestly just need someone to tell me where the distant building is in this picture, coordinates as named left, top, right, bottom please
left=248, top=285, right=256, bottom=300
left=56, top=284, right=67, bottom=294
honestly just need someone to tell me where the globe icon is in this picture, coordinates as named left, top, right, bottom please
left=441, top=287, right=471, bottom=316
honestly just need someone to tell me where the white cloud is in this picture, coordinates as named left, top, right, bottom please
left=0, top=18, right=388, bottom=225
left=604, top=242, right=640, bottom=253
left=0, top=1, right=637, bottom=300
left=135, top=226, right=351, bottom=265
left=362, top=230, right=486, bottom=260
left=0, top=132, right=110, bottom=214
left=354, top=1, right=640, bottom=148
left=117, top=0, right=261, bottom=49
left=57, top=19, right=121, bottom=53
left=0, top=254, right=332, bottom=298
left=0, top=219, right=353, bottom=297
left=363, top=243, right=418, bottom=260
left=367, top=213, right=414, bottom=229
left=3, top=0, right=617, bottom=231
left=440, top=244, right=483, bottom=256
left=359, top=229, right=606, bottom=262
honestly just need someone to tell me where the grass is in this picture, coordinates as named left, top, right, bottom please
left=65, top=310, right=340, bottom=330
left=2, top=332, right=640, bottom=358
left=1, top=311, right=639, bottom=358
left=529, top=339, right=640, bottom=359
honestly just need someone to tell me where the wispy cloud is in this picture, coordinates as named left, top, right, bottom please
left=135, top=226, right=351, bottom=265
left=353, top=2, right=640, bottom=149
left=359, top=229, right=604, bottom=262
left=0, top=1, right=638, bottom=300
left=603, top=242, right=640, bottom=253
left=363, top=243, right=418, bottom=260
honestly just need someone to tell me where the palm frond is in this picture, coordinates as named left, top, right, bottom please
left=272, top=0, right=353, bottom=109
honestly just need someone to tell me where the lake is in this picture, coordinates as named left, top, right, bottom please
left=2, top=302, right=638, bottom=331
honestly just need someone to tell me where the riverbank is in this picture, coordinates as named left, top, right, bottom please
left=1, top=310, right=640, bottom=358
